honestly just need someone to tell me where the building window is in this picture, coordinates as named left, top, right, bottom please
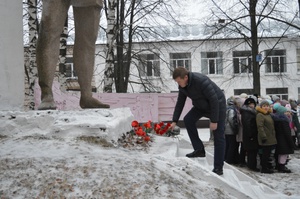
left=65, top=63, right=77, bottom=79
left=233, top=51, right=252, bottom=74
left=265, top=49, right=286, bottom=73
left=297, top=49, right=300, bottom=72
left=201, top=51, right=223, bottom=75
left=170, top=53, right=191, bottom=73
left=266, top=88, right=288, bottom=100
left=138, top=54, right=160, bottom=77
left=59, top=57, right=78, bottom=79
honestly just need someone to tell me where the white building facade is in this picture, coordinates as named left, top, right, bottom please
left=63, top=36, right=300, bottom=101
left=91, top=36, right=300, bottom=100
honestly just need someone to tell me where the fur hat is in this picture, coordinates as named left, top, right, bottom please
left=244, top=97, right=256, bottom=106
left=259, top=100, right=269, bottom=107
left=274, top=104, right=287, bottom=114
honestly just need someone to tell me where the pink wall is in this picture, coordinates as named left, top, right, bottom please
left=35, top=81, right=193, bottom=123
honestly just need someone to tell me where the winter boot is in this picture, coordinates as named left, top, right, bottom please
left=278, top=164, right=291, bottom=173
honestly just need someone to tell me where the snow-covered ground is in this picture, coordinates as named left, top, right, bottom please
left=0, top=108, right=299, bottom=198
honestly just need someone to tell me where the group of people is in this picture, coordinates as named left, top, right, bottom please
left=224, top=94, right=300, bottom=174
left=169, top=67, right=300, bottom=175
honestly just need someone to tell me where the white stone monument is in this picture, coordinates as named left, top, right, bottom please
left=0, top=1, right=24, bottom=110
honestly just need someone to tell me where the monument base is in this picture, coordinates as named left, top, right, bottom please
left=0, top=107, right=134, bottom=143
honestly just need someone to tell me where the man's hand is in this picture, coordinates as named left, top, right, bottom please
left=210, top=122, right=218, bottom=131
left=170, top=122, right=177, bottom=131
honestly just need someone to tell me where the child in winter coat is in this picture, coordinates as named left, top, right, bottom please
left=224, top=97, right=240, bottom=165
left=240, top=97, right=259, bottom=171
left=272, top=104, right=294, bottom=173
left=256, top=100, right=277, bottom=174
left=286, top=104, right=298, bottom=150
left=290, top=101, right=300, bottom=148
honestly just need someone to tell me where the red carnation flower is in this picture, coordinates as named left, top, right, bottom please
left=131, top=120, right=139, bottom=128
left=144, top=136, right=151, bottom=142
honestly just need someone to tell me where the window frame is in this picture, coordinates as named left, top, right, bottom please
left=169, top=52, right=191, bottom=74
left=264, top=49, right=286, bottom=74
left=266, top=87, right=288, bottom=100
left=138, top=53, right=160, bottom=78
left=296, top=49, right=300, bottom=73
left=59, top=57, right=78, bottom=79
left=201, top=51, right=223, bottom=75
left=232, top=51, right=252, bottom=74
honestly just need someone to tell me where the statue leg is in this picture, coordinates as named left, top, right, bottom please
left=36, top=0, right=70, bottom=110
left=73, top=6, right=110, bottom=109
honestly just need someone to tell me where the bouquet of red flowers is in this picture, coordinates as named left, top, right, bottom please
left=131, top=120, right=180, bottom=142
left=116, top=120, right=180, bottom=149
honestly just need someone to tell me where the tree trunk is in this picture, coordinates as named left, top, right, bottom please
left=114, top=0, right=136, bottom=93
left=123, top=0, right=136, bottom=92
left=58, top=17, right=68, bottom=92
left=249, top=0, right=261, bottom=96
left=25, top=0, right=38, bottom=110
left=114, top=0, right=126, bottom=93
left=104, top=0, right=116, bottom=93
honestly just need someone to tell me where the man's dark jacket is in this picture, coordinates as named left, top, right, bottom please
left=172, top=72, right=226, bottom=123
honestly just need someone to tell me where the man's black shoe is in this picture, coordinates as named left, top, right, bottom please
left=261, top=168, right=274, bottom=174
left=186, top=149, right=206, bottom=158
left=249, top=167, right=260, bottom=172
left=212, top=168, right=223, bottom=175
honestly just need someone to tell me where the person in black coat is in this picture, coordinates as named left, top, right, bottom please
left=240, top=97, right=259, bottom=171
left=170, top=67, right=226, bottom=175
left=272, top=104, right=294, bottom=173
left=290, top=101, right=300, bottom=149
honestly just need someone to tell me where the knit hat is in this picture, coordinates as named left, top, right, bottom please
left=234, top=97, right=243, bottom=107
left=226, top=97, right=234, bottom=106
left=259, top=100, right=269, bottom=107
left=272, top=95, right=280, bottom=102
left=290, top=101, right=297, bottom=109
left=285, top=104, right=291, bottom=112
left=280, top=99, right=289, bottom=107
left=244, top=97, right=256, bottom=106
left=266, top=99, right=273, bottom=105
left=263, top=95, right=271, bottom=100
left=274, top=104, right=287, bottom=114
left=273, top=103, right=280, bottom=110
left=239, top=93, right=248, bottom=99
left=248, top=95, right=258, bottom=103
